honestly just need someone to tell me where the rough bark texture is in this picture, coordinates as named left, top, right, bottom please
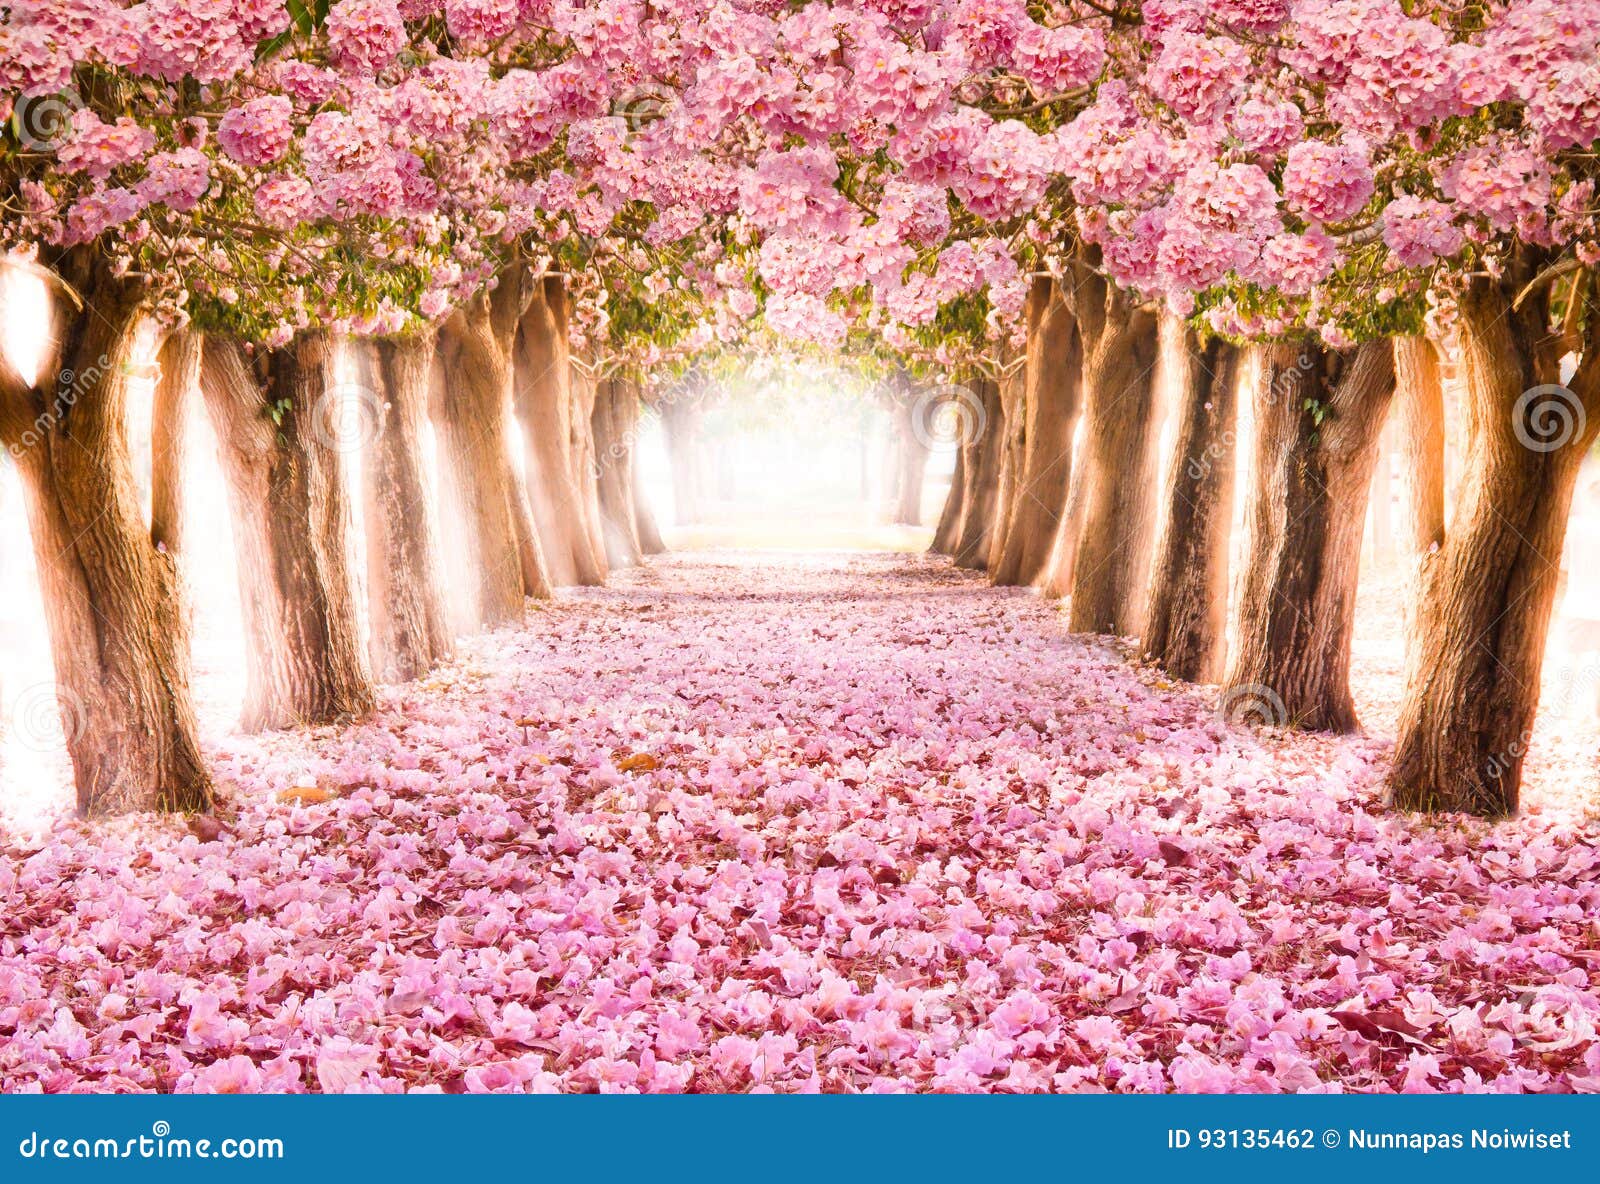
left=568, top=361, right=610, bottom=576
left=151, top=327, right=200, bottom=557
left=431, top=276, right=549, bottom=631
left=1143, top=329, right=1241, bottom=683
left=1393, top=335, right=1448, bottom=561
left=514, top=276, right=605, bottom=587
left=986, top=365, right=1028, bottom=573
left=1066, top=278, right=1161, bottom=635
left=1040, top=436, right=1090, bottom=600
left=1223, top=337, right=1396, bottom=733
left=1391, top=273, right=1600, bottom=815
left=992, top=278, right=1082, bottom=587
left=0, top=252, right=211, bottom=815
left=952, top=377, right=1006, bottom=570
left=355, top=334, right=453, bottom=684
left=201, top=333, right=375, bottom=732
left=929, top=440, right=966, bottom=556
left=592, top=373, right=644, bottom=568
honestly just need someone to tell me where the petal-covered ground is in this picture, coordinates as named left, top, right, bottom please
left=3, top=552, right=1599, bottom=1093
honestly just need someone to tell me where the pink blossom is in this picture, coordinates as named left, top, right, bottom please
left=217, top=96, right=295, bottom=168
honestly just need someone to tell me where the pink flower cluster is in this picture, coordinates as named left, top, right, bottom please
left=327, top=0, right=408, bottom=74
left=55, top=111, right=155, bottom=181
left=1281, top=139, right=1375, bottom=225
left=1381, top=195, right=1464, bottom=268
left=217, top=96, right=296, bottom=169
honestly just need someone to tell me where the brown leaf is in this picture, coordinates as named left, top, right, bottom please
left=1330, top=1009, right=1428, bottom=1048
left=1157, top=840, right=1194, bottom=868
left=279, top=784, right=334, bottom=806
left=187, top=815, right=227, bottom=842
left=618, top=752, right=659, bottom=773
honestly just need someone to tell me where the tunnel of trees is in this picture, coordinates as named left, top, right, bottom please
left=2, top=0, right=1599, bottom=1095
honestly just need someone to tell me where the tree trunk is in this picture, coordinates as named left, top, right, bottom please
left=1391, top=274, right=1598, bottom=815
left=1143, top=330, right=1241, bottom=683
left=354, top=334, right=453, bottom=684
left=151, top=327, right=200, bottom=557
left=514, top=276, right=605, bottom=587
left=1393, top=335, right=1447, bottom=574
left=1223, top=337, right=1396, bottom=732
left=431, top=279, right=548, bottom=631
left=200, top=333, right=375, bottom=732
left=1040, top=436, right=1090, bottom=599
left=0, top=255, right=211, bottom=815
left=929, top=431, right=966, bottom=556
left=953, top=377, right=1005, bottom=570
left=992, top=278, right=1082, bottom=587
left=592, top=373, right=644, bottom=568
left=986, top=365, right=1028, bottom=573
left=569, top=361, right=610, bottom=576
left=1067, top=283, right=1160, bottom=635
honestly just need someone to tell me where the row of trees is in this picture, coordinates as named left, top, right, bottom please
left=4, top=1, right=1600, bottom=819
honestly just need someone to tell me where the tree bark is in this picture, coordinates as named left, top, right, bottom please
left=151, top=327, right=200, bottom=557
left=1223, top=337, right=1396, bottom=732
left=930, top=437, right=966, bottom=557
left=1391, top=273, right=1599, bottom=815
left=992, top=278, right=1082, bottom=587
left=354, top=333, right=454, bottom=684
left=1393, top=336, right=1447, bottom=558
left=431, top=276, right=549, bottom=631
left=953, top=376, right=1006, bottom=570
left=1143, top=329, right=1241, bottom=683
left=0, top=253, right=211, bottom=815
left=592, top=373, right=644, bottom=568
left=568, top=360, right=610, bottom=576
left=986, top=365, right=1028, bottom=573
left=514, top=275, right=605, bottom=587
left=1066, top=278, right=1161, bottom=635
left=200, top=333, right=375, bottom=732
